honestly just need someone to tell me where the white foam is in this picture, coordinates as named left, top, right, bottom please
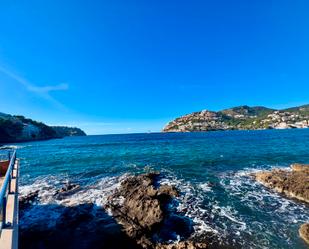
left=20, top=174, right=128, bottom=207
left=218, top=167, right=309, bottom=247
left=159, top=172, right=220, bottom=238
left=0, top=144, right=29, bottom=150
left=19, top=173, right=132, bottom=230
left=160, top=167, right=309, bottom=248
left=19, top=168, right=309, bottom=248
left=198, top=183, right=212, bottom=192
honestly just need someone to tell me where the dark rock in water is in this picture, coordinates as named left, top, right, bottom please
left=58, top=183, right=80, bottom=193
left=19, top=190, right=39, bottom=210
left=54, top=183, right=81, bottom=200
left=19, top=173, right=207, bottom=249
left=299, top=223, right=309, bottom=245
left=20, top=203, right=143, bottom=249
left=105, top=172, right=205, bottom=249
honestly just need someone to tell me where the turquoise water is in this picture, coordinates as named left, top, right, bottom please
left=14, top=129, right=309, bottom=248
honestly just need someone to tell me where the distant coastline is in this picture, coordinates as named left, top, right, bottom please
left=0, top=112, right=86, bottom=144
left=163, top=104, right=309, bottom=132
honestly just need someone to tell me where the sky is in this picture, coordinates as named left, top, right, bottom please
left=0, top=0, right=308, bottom=134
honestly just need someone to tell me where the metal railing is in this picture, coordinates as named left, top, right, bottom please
left=0, top=150, right=16, bottom=232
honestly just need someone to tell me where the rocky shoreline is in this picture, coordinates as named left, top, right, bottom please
left=253, top=163, right=309, bottom=245
left=19, top=169, right=309, bottom=248
left=0, top=112, right=86, bottom=143
left=19, top=173, right=210, bottom=249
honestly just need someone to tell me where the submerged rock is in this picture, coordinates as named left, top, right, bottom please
left=299, top=223, right=309, bottom=245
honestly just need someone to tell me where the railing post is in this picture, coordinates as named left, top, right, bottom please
left=8, top=176, right=11, bottom=194
left=2, top=196, right=6, bottom=229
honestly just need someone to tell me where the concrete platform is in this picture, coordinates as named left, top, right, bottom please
left=0, top=159, right=19, bottom=249
left=0, top=176, right=4, bottom=188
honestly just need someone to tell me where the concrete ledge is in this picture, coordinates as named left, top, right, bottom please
left=0, top=159, right=19, bottom=249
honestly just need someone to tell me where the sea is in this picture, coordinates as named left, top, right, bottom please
left=6, top=129, right=309, bottom=248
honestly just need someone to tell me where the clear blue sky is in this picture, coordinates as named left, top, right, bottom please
left=0, top=1, right=308, bottom=134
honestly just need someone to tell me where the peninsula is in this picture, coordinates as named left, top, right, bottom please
left=0, top=112, right=86, bottom=143
left=163, top=105, right=309, bottom=132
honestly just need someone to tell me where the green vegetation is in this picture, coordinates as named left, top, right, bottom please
left=52, top=126, right=86, bottom=137
left=283, top=104, right=309, bottom=116
left=163, top=105, right=309, bottom=132
left=220, top=105, right=275, bottom=118
left=0, top=112, right=86, bottom=143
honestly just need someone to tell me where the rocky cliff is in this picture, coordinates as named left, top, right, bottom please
left=0, top=112, right=86, bottom=143
left=51, top=126, right=86, bottom=137
left=163, top=105, right=309, bottom=132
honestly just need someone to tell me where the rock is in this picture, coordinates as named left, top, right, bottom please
left=157, top=185, right=179, bottom=198
left=156, top=241, right=208, bottom=249
left=105, top=173, right=201, bottom=249
left=106, top=173, right=174, bottom=246
left=254, top=166, right=309, bottom=203
left=291, top=163, right=309, bottom=173
left=20, top=173, right=206, bottom=249
left=54, top=183, right=80, bottom=199
left=299, top=223, right=309, bottom=245
left=20, top=203, right=142, bottom=249
left=19, top=190, right=39, bottom=210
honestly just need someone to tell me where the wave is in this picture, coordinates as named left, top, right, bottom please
left=0, top=144, right=30, bottom=150
left=218, top=168, right=309, bottom=248
left=19, top=174, right=128, bottom=229
left=159, top=168, right=309, bottom=248
left=19, top=167, right=309, bottom=248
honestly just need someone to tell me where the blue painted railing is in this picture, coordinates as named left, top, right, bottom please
left=0, top=150, right=16, bottom=231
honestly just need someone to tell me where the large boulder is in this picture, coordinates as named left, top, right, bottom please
left=105, top=173, right=203, bottom=249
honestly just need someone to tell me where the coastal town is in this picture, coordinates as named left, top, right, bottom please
left=163, top=105, right=309, bottom=132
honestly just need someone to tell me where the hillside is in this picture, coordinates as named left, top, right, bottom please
left=0, top=113, right=86, bottom=143
left=52, top=126, right=86, bottom=137
left=163, top=105, right=309, bottom=132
